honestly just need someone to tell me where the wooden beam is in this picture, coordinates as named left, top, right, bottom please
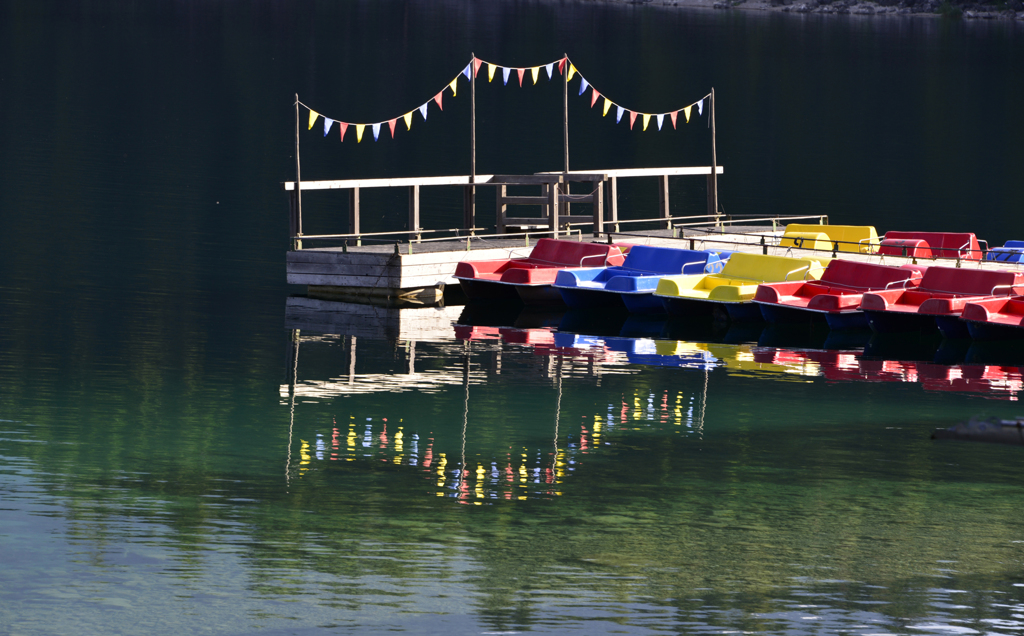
left=489, top=174, right=563, bottom=185
left=284, top=174, right=498, bottom=191
left=548, top=181, right=559, bottom=238
left=348, top=187, right=360, bottom=235
left=537, top=166, right=723, bottom=178
left=658, top=175, right=670, bottom=230
left=408, top=185, right=420, bottom=234
left=496, top=185, right=507, bottom=235
left=593, top=180, right=604, bottom=238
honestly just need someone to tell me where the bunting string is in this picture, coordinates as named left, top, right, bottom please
left=301, top=54, right=710, bottom=144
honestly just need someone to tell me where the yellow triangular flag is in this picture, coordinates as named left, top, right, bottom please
left=308, top=110, right=319, bottom=130
left=642, top=114, right=651, bottom=131
left=603, top=97, right=612, bottom=117
left=683, top=106, right=692, bottom=123
left=531, top=67, right=539, bottom=85
left=356, top=124, right=365, bottom=143
left=449, top=77, right=458, bottom=97
left=488, top=63, right=496, bottom=82
left=568, top=64, right=577, bottom=81
left=403, top=112, right=413, bottom=131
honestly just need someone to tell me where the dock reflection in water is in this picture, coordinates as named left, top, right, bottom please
left=283, top=298, right=1024, bottom=508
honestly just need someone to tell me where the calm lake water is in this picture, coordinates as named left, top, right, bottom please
left=3, top=1, right=1024, bottom=635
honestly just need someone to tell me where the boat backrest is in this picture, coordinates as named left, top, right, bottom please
left=820, top=259, right=922, bottom=289
left=882, top=231, right=982, bottom=260
left=920, top=266, right=1024, bottom=296
left=621, top=245, right=718, bottom=274
left=526, top=238, right=625, bottom=268
left=1004, top=240, right=1024, bottom=249
left=719, top=252, right=824, bottom=283
left=784, top=224, right=879, bottom=253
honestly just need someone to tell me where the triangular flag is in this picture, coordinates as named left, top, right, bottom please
left=434, top=91, right=443, bottom=110
left=531, top=67, right=539, bottom=85
left=558, top=58, right=566, bottom=75
left=656, top=114, right=664, bottom=131
left=697, top=99, right=703, bottom=116
left=502, top=67, right=511, bottom=85
left=616, top=105, right=624, bottom=123
left=578, top=77, right=589, bottom=96
left=683, top=105, right=692, bottom=123
left=324, top=117, right=333, bottom=136
left=629, top=111, right=637, bottom=129
left=449, top=77, right=458, bottom=97
left=473, top=58, right=482, bottom=78
left=517, top=68, right=525, bottom=86
left=488, top=64, right=496, bottom=82
left=462, top=63, right=471, bottom=81
left=591, top=90, right=600, bottom=108
left=568, top=64, right=577, bottom=81
left=642, top=114, right=651, bottom=131
left=603, top=97, right=612, bottom=116
left=419, top=103, right=428, bottom=120
left=356, top=124, right=365, bottom=143
left=339, top=122, right=349, bottom=141
left=403, top=112, right=413, bottom=131
left=308, top=110, right=319, bottom=130
left=545, top=63, right=554, bottom=80
left=670, top=111, right=678, bottom=129
left=372, top=123, right=381, bottom=141
left=388, top=118, right=397, bottom=138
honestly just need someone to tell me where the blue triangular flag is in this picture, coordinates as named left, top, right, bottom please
left=656, top=114, right=664, bottom=131
left=545, top=63, right=554, bottom=80
left=372, top=123, right=381, bottom=141
left=463, top=63, right=472, bottom=80
left=502, top=67, right=511, bottom=85
left=578, top=78, right=589, bottom=96
left=419, top=103, right=428, bottom=120
left=697, top=99, right=703, bottom=116
left=324, top=118, right=333, bottom=136
left=616, top=106, right=624, bottom=123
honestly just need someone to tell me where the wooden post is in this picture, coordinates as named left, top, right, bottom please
left=348, top=187, right=360, bottom=235
left=658, top=175, right=670, bottom=230
left=294, top=93, right=303, bottom=250
left=548, top=180, right=560, bottom=238
left=408, top=185, right=420, bottom=234
left=710, top=88, right=719, bottom=227
left=593, top=178, right=604, bottom=238
left=609, top=176, right=619, bottom=233
left=562, top=55, right=570, bottom=219
left=496, top=185, right=507, bottom=234
left=463, top=186, right=473, bottom=231
left=469, top=53, right=477, bottom=230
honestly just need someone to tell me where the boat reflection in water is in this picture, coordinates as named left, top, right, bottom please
left=281, top=297, right=1024, bottom=506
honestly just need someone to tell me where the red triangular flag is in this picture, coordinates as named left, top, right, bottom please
left=339, top=122, right=349, bottom=141
left=434, top=91, right=443, bottom=111
left=629, top=111, right=637, bottom=130
left=517, top=68, right=525, bottom=86
left=473, top=58, right=482, bottom=78
left=558, top=58, right=566, bottom=75
left=388, top=118, right=397, bottom=138
left=670, top=111, right=678, bottom=129
left=591, top=90, right=600, bottom=108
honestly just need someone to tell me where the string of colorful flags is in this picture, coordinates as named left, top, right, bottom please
left=302, top=55, right=709, bottom=143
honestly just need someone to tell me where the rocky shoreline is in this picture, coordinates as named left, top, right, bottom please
left=609, top=0, right=1024, bottom=20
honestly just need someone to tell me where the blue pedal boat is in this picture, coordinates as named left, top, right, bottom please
left=552, top=246, right=728, bottom=313
left=986, top=240, right=1024, bottom=263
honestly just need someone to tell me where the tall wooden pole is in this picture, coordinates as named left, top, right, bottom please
left=710, top=87, right=719, bottom=226
left=563, top=54, right=569, bottom=174
left=294, top=93, right=303, bottom=249
left=470, top=54, right=476, bottom=229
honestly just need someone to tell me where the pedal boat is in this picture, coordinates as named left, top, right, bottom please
left=653, top=252, right=827, bottom=322
left=860, top=266, right=1024, bottom=338
left=960, top=296, right=1024, bottom=340
left=551, top=245, right=727, bottom=313
left=752, top=260, right=924, bottom=330
left=985, top=240, right=1024, bottom=263
left=454, top=238, right=626, bottom=305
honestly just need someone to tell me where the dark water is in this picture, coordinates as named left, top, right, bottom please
left=3, top=2, right=1024, bottom=634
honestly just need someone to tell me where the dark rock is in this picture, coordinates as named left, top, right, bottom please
left=713, top=1, right=731, bottom=8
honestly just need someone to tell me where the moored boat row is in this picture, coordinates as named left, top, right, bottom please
left=454, top=228, right=1024, bottom=340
